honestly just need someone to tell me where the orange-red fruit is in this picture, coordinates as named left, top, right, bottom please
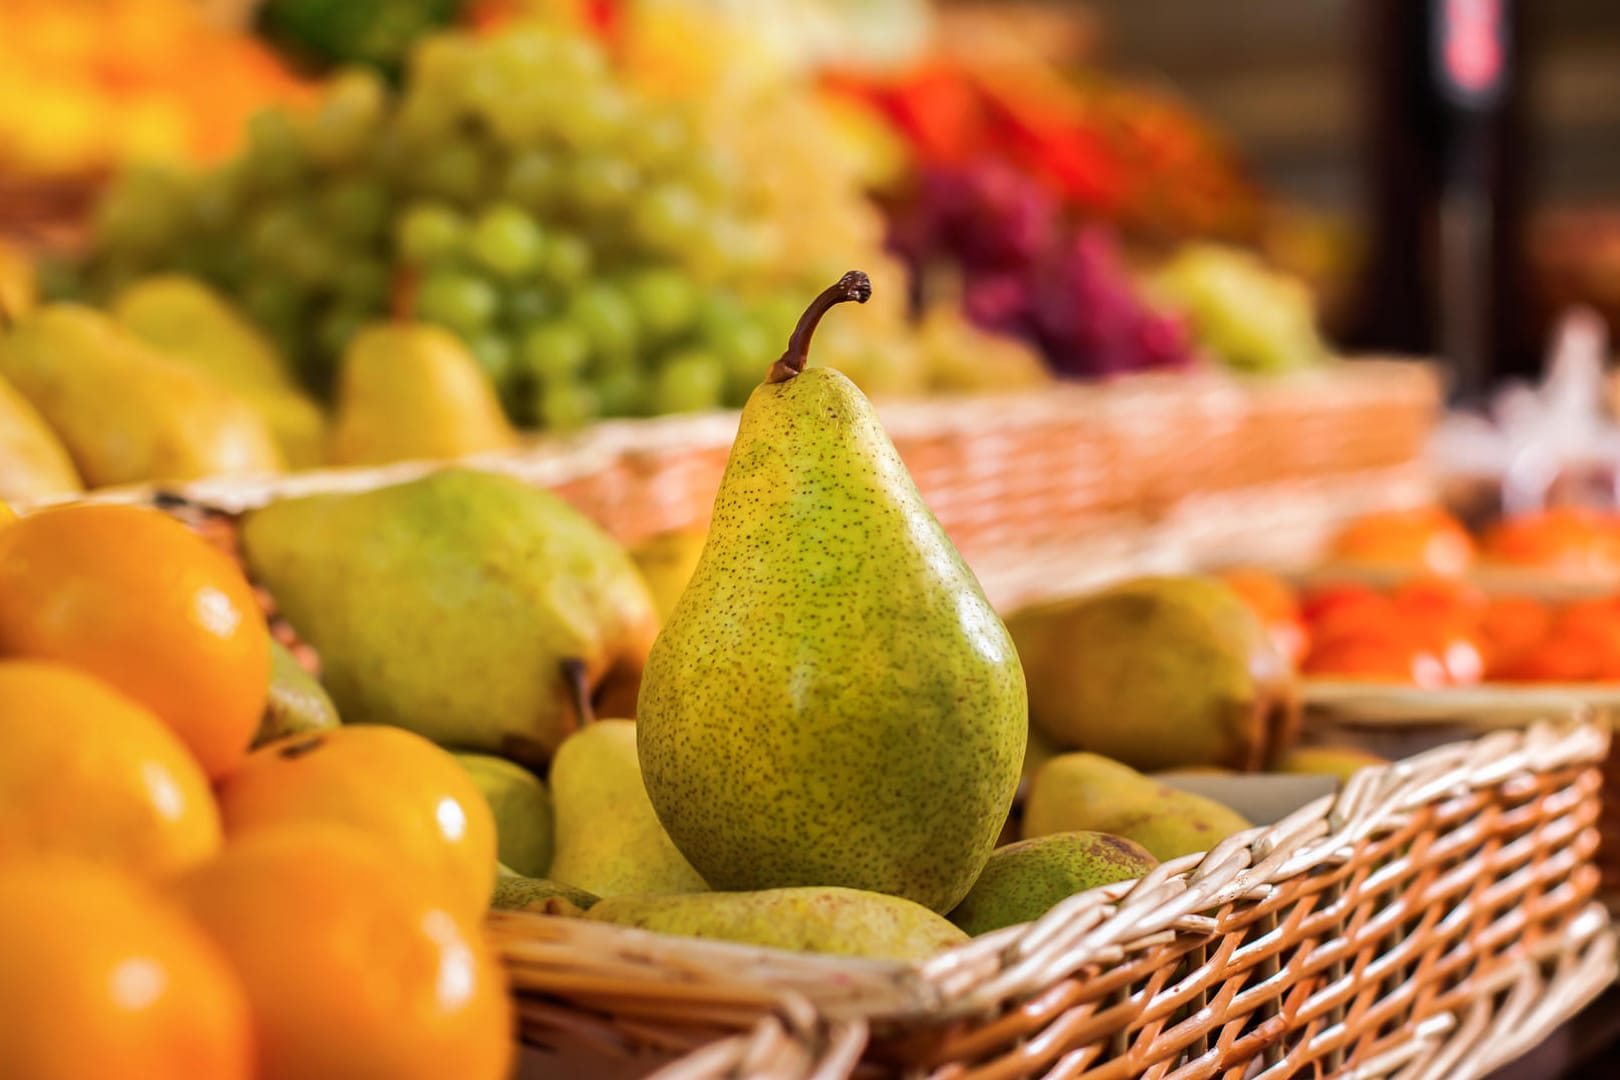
left=173, top=826, right=513, bottom=1080
left=1302, top=635, right=1450, bottom=687
left=1327, top=507, right=1475, bottom=576
left=0, top=860, right=253, bottom=1080
left=1480, top=507, right=1620, bottom=574
left=0, top=503, right=269, bottom=779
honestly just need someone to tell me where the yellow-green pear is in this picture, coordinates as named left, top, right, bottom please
left=1024, top=753, right=1252, bottom=862
left=457, top=753, right=554, bottom=879
left=113, top=275, right=327, bottom=468
left=585, top=886, right=969, bottom=961
left=948, top=832, right=1158, bottom=936
left=329, top=322, right=517, bottom=466
left=492, top=872, right=597, bottom=915
left=1007, top=576, right=1294, bottom=772
left=239, top=468, right=659, bottom=766
left=0, top=304, right=284, bottom=487
left=637, top=273, right=1026, bottom=915
left=254, top=638, right=341, bottom=747
left=1273, top=745, right=1388, bottom=784
left=548, top=709, right=705, bottom=899
left=0, top=371, right=81, bottom=503
left=629, top=527, right=708, bottom=622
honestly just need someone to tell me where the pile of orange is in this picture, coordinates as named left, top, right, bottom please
left=1327, top=504, right=1620, bottom=579
left=0, top=502, right=510, bottom=1080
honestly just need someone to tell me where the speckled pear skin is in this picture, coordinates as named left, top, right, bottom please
left=636, top=365, right=1027, bottom=915
left=584, top=886, right=969, bottom=961
left=546, top=720, right=707, bottom=898
left=491, top=874, right=598, bottom=915
left=948, top=832, right=1158, bottom=936
left=1022, top=753, right=1253, bottom=862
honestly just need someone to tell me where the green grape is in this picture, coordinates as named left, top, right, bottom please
left=630, top=183, right=704, bottom=255
left=94, top=168, right=188, bottom=254
left=469, top=333, right=517, bottom=388
left=520, top=322, right=590, bottom=382
left=593, top=369, right=643, bottom=418
left=189, top=167, right=244, bottom=234
left=699, top=296, right=773, bottom=402
left=626, top=110, right=694, bottom=173
left=332, top=260, right=393, bottom=309
left=303, top=67, right=386, bottom=167
left=566, top=283, right=637, bottom=358
left=685, top=150, right=742, bottom=201
left=239, top=278, right=307, bottom=351
left=246, top=203, right=310, bottom=267
left=624, top=267, right=698, bottom=343
left=470, top=203, right=546, bottom=279
left=502, top=150, right=561, bottom=212
left=483, top=86, right=560, bottom=149
left=396, top=201, right=467, bottom=265
left=319, top=178, right=391, bottom=239
left=367, top=127, right=415, bottom=183
left=750, top=293, right=808, bottom=347
left=414, top=138, right=486, bottom=205
left=548, top=34, right=609, bottom=84
left=553, top=85, right=631, bottom=150
left=535, top=381, right=601, bottom=431
left=542, top=232, right=593, bottom=286
left=412, top=34, right=478, bottom=96
left=503, top=284, right=557, bottom=327
left=653, top=350, right=725, bottom=414
left=243, top=109, right=306, bottom=191
left=395, top=89, right=460, bottom=149
left=487, top=27, right=561, bottom=79
left=416, top=270, right=499, bottom=336
left=565, top=157, right=637, bottom=215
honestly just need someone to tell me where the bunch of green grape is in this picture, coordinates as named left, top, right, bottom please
left=73, top=24, right=823, bottom=428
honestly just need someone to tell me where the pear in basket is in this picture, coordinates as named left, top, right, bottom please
left=1023, top=752, right=1252, bottom=862
left=239, top=469, right=658, bottom=766
left=948, top=832, right=1159, bottom=936
left=1007, top=576, right=1295, bottom=772
left=544, top=662, right=705, bottom=898
left=455, top=754, right=554, bottom=880
left=491, top=866, right=598, bottom=915
left=636, top=272, right=1027, bottom=915
left=253, top=639, right=340, bottom=748
left=584, top=886, right=968, bottom=962
left=0, top=304, right=285, bottom=487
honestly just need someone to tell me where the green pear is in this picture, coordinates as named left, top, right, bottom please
left=546, top=664, right=704, bottom=897
left=1273, top=745, right=1388, bottom=784
left=1024, top=753, right=1252, bottom=862
left=630, top=527, right=708, bottom=622
left=585, top=886, right=968, bottom=961
left=1007, top=576, right=1294, bottom=772
left=254, top=638, right=341, bottom=747
left=456, top=753, right=554, bottom=879
left=492, top=873, right=597, bottom=915
left=239, top=468, right=659, bottom=766
left=0, top=304, right=284, bottom=487
left=0, top=370, right=81, bottom=503
left=637, top=273, right=1026, bottom=915
left=113, top=275, right=327, bottom=468
left=329, top=323, right=517, bottom=467
left=948, top=832, right=1158, bottom=936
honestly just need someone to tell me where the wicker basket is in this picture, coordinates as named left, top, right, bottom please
left=492, top=716, right=1612, bottom=1079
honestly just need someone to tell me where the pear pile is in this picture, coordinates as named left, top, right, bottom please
left=224, top=273, right=1379, bottom=963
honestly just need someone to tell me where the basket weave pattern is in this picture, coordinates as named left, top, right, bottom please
left=494, top=718, right=1614, bottom=1080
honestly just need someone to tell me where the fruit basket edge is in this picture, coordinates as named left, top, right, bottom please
left=496, top=713, right=1613, bottom=1080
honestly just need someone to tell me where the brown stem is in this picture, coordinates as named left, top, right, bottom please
left=765, top=271, right=872, bottom=384
left=560, top=658, right=595, bottom=728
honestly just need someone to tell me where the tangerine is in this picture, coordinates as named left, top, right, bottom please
left=215, top=724, right=496, bottom=921
left=0, top=503, right=269, bottom=779
left=1480, top=507, right=1620, bottom=575
left=1479, top=594, right=1554, bottom=678
left=1218, top=568, right=1307, bottom=666
left=0, top=660, right=221, bottom=878
left=174, top=825, right=512, bottom=1080
left=1327, top=507, right=1475, bottom=576
left=1302, top=634, right=1450, bottom=687
left=0, top=860, right=252, bottom=1080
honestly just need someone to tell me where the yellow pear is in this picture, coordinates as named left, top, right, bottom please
left=113, top=276, right=327, bottom=468
left=0, top=372, right=81, bottom=503
left=329, top=323, right=518, bottom=466
left=0, top=304, right=283, bottom=488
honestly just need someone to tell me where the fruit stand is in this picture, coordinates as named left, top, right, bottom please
left=2, top=3, right=1619, bottom=1080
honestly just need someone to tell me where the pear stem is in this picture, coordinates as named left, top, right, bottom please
left=560, top=658, right=595, bottom=729
left=765, top=271, right=872, bottom=384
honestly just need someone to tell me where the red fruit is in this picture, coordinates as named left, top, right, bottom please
left=1302, top=635, right=1450, bottom=688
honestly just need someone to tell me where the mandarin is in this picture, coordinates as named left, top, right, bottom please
left=1480, top=507, right=1620, bottom=574
left=0, top=860, right=252, bottom=1080
left=0, top=503, right=268, bottom=778
left=1327, top=506, right=1475, bottom=576
left=173, top=825, right=512, bottom=1080
left=215, top=724, right=496, bottom=921
left=0, top=659, right=221, bottom=878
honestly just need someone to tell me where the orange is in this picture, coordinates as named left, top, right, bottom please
left=0, top=860, right=252, bottom=1080
left=1498, top=626, right=1620, bottom=683
left=1302, top=635, right=1449, bottom=687
left=1480, top=507, right=1620, bottom=574
left=0, top=500, right=16, bottom=529
left=215, top=725, right=497, bottom=921
left=0, top=660, right=221, bottom=879
left=1479, top=594, right=1554, bottom=678
left=1302, top=585, right=1401, bottom=649
left=174, top=825, right=513, bottom=1080
left=1219, top=568, right=1307, bottom=667
left=1390, top=576, right=1488, bottom=628
left=1327, top=507, right=1475, bottom=576
left=0, top=502, right=269, bottom=779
